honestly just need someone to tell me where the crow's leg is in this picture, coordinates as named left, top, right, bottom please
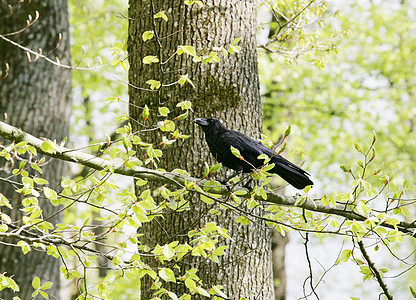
left=242, top=178, right=253, bottom=191
left=219, top=170, right=243, bottom=187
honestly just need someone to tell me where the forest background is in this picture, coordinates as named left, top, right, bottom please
left=0, top=0, right=416, bottom=299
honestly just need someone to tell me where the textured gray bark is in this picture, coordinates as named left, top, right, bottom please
left=128, top=0, right=274, bottom=298
left=0, top=0, right=71, bottom=298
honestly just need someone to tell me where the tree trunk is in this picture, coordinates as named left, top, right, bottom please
left=0, top=1, right=71, bottom=298
left=128, top=0, right=274, bottom=298
left=272, top=230, right=289, bottom=300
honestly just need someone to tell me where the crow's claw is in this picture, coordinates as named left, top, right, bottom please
left=219, top=180, right=231, bottom=191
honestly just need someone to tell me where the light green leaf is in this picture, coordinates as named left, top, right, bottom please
left=40, top=140, right=55, bottom=154
left=158, top=107, right=170, bottom=116
left=159, top=268, right=176, bottom=282
left=410, top=285, right=416, bottom=298
left=40, top=281, right=53, bottom=290
left=18, top=241, right=31, bottom=254
left=142, top=30, right=154, bottom=41
left=32, top=276, right=41, bottom=289
left=43, top=187, right=57, bottom=201
left=34, top=178, right=48, bottom=185
left=143, top=55, right=159, bottom=64
left=142, top=105, right=149, bottom=120
left=154, top=11, right=168, bottom=21
left=185, top=278, right=196, bottom=291
left=146, top=80, right=161, bottom=90
left=230, top=146, right=241, bottom=158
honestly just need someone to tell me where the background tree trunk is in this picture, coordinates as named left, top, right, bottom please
left=272, top=230, right=289, bottom=300
left=128, top=0, right=274, bottom=298
left=0, top=1, right=72, bottom=298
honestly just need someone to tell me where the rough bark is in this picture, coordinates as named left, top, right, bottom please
left=128, top=0, right=274, bottom=298
left=0, top=1, right=71, bottom=298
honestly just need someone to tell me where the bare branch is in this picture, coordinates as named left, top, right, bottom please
left=358, top=240, right=393, bottom=300
left=0, top=34, right=106, bottom=71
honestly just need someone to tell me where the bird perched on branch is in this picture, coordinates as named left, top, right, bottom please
left=194, top=118, right=313, bottom=190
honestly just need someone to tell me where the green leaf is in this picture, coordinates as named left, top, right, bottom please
left=210, top=285, right=228, bottom=298
left=410, top=285, right=416, bottom=298
left=231, top=37, right=241, bottom=45
left=284, top=124, right=291, bottom=137
left=195, top=286, right=210, bottom=297
left=236, top=216, right=251, bottom=225
left=230, top=146, right=241, bottom=158
left=142, top=105, right=150, bottom=120
left=340, top=249, right=351, bottom=263
left=321, top=194, right=330, bottom=206
left=30, top=163, right=42, bottom=174
left=27, top=145, right=37, bottom=155
left=213, top=245, right=227, bottom=256
left=17, top=241, right=31, bottom=254
left=185, top=278, right=196, bottom=291
left=1, top=275, right=19, bottom=292
left=32, top=276, right=41, bottom=289
left=154, top=11, right=168, bottom=21
left=327, top=218, right=339, bottom=229
left=206, top=222, right=217, bottom=232
left=209, top=163, right=222, bottom=173
left=184, top=46, right=196, bottom=56
left=146, top=79, right=161, bottom=90
left=159, top=268, right=176, bottom=282
left=135, top=178, right=148, bottom=186
left=15, top=141, right=28, bottom=148
left=34, top=178, right=48, bottom=185
left=177, top=45, right=196, bottom=56
left=40, top=140, right=55, bottom=154
left=228, top=44, right=240, bottom=54
left=160, top=120, right=175, bottom=132
left=38, top=290, right=48, bottom=299
left=340, top=164, right=351, bottom=172
left=178, top=74, right=195, bottom=88
left=158, top=107, right=170, bottom=116
left=143, top=55, right=159, bottom=64
left=40, top=281, right=53, bottom=290
left=173, top=110, right=189, bottom=121
left=142, top=30, right=154, bottom=41
left=43, top=187, right=57, bottom=201
left=201, top=194, right=214, bottom=204
left=162, top=244, right=175, bottom=260
left=185, top=0, right=204, bottom=6
left=176, top=100, right=192, bottom=110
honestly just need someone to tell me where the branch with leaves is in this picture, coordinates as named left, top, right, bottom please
left=0, top=120, right=415, bottom=237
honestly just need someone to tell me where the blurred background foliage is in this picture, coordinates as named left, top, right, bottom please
left=260, top=0, right=416, bottom=297
left=261, top=0, right=416, bottom=194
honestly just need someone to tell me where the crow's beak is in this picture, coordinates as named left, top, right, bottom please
left=194, top=118, right=208, bottom=126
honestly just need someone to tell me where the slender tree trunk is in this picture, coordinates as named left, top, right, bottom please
left=0, top=1, right=71, bottom=298
left=272, top=230, right=289, bottom=300
left=128, top=0, right=274, bottom=298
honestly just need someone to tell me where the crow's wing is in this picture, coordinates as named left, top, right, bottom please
left=220, top=130, right=311, bottom=177
left=213, top=130, right=265, bottom=169
left=204, top=127, right=312, bottom=189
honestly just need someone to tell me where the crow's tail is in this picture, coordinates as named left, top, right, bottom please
left=271, top=156, right=313, bottom=190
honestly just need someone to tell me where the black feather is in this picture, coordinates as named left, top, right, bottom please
left=194, top=118, right=313, bottom=190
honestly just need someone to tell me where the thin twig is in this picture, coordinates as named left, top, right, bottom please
left=358, top=240, right=393, bottom=300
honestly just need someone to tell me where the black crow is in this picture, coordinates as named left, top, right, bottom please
left=194, top=118, right=313, bottom=190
